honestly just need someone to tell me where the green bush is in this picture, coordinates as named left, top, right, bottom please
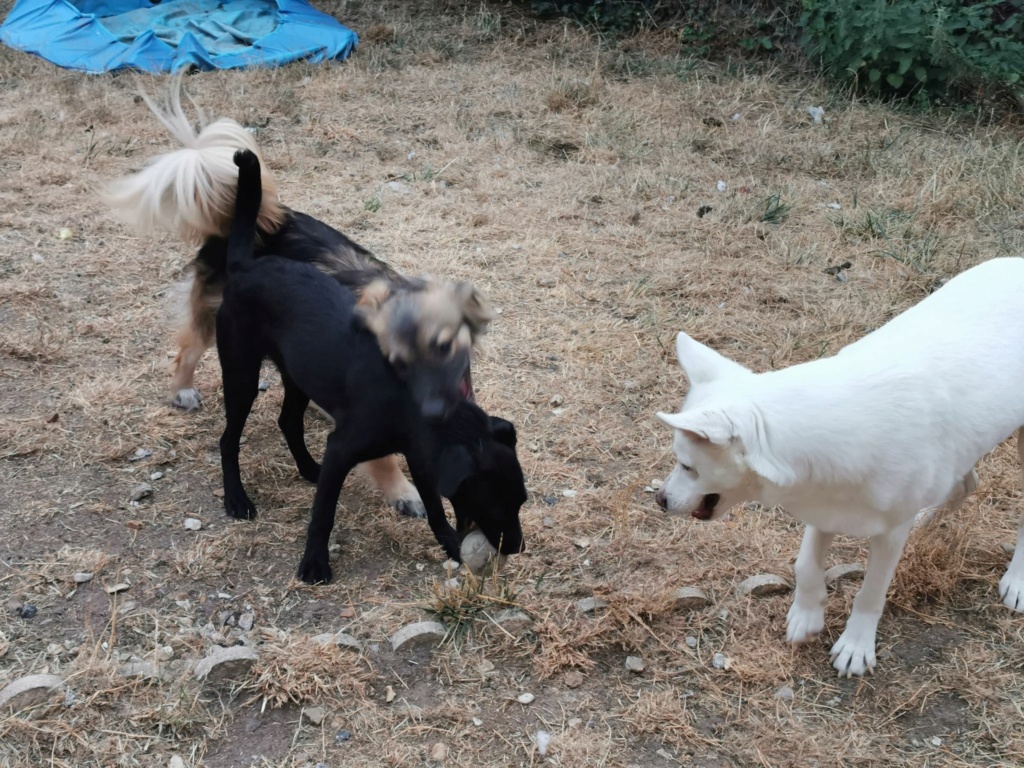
left=530, top=0, right=653, bottom=31
left=800, top=0, right=1024, bottom=104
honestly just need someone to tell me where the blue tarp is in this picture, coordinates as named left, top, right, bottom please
left=0, top=0, right=358, bottom=73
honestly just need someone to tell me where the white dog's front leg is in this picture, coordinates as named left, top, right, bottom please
left=1000, top=432, right=1024, bottom=611
left=830, top=520, right=912, bottom=677
left=787, top=525, right=835, bottom=644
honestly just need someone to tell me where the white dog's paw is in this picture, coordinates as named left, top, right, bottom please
left=829, top=628, right=877, bottom=678
left=999, top=570, right=1024, bottom=612
left=171, top=388, right=202, bottom=411
left=786, top=603, right=825, bottom=645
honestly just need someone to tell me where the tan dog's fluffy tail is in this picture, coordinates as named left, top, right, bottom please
left=102, top=78, right=285, bottom=245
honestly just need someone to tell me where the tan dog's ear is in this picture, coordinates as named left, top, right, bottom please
left=356, top=279, right=392, bottom=346
left=453, top=281, right=494, bottom=336
left=358, top=279, right=391, bottom=310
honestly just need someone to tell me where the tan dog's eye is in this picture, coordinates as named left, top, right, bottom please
left=434, top=339, right=452, bottom=357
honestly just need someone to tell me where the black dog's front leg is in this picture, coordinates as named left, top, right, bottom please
left=405, top=448, right=461, bottom=562
left=298, top=430, right=355, bottom=584
left=277, top=373, right=321, bottom=484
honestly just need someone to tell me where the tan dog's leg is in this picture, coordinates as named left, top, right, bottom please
left=171, top=272, right=217, bottom=411
left=358, top=456, right=426, bottom=518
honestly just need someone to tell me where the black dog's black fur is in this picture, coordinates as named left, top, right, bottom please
left=217, top=150, right=526, bottom=583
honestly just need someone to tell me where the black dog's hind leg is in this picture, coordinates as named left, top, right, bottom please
left=298, top=428, right=357, bottom=584
left=277, top=373, right=321, bottom=484
left=405, top=446, right=461, bottom=562
left=217, top=336, right=262, bottom=520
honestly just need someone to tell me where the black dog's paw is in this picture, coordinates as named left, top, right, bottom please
left=394, top=498, right=427, bottom=519
left=224, top=491, right=258, bottom=520
left=298, top=461, right=321, bottom=485
left=233, top=148, right=259, bottom=170
left=297, top=551, right=332, bottom=585
left=442, top=536, right=461, bottom=564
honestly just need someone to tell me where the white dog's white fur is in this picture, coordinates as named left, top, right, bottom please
left=656, top=257, right=1024, bottom=677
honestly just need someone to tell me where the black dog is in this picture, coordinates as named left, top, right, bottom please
left=217, top=149, right=525, bottom=583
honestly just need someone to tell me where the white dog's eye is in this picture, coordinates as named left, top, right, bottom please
left=680, top=463, right=693, bottom=473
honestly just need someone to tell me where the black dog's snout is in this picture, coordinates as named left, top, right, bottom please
left=421, top=398, right=447, bottom=420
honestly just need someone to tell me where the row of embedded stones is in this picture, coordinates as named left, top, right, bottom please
left=0, top=610, right=531, bottom=714
left=1, top=567, right=864, bottom=713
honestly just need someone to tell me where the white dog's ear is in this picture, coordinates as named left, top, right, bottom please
left=675, top=332, right=752, bottom=386
left=656, top=410, right=735, bottom=446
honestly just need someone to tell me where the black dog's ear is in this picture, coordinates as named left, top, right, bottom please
left=437, top=445, right=477, bottom=498
left=488, top=417, right=517, bottom=448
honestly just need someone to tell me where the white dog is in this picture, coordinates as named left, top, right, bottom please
left=655, top=257, right=1024, bottom=677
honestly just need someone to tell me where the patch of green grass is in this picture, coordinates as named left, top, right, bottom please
left=364, top=196, right=382, bottom=212
left=760, top=193, right=792, bottom=225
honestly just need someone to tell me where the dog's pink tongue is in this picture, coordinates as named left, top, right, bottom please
left=691, top=507, right=713, bottom=521
left=460, top=371, right=475, bottom=402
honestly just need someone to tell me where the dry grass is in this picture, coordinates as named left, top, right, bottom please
left=2, top=1, right=1024, bottom=766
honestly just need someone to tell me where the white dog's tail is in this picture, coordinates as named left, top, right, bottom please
left=102, top=79, right=286, bottom=245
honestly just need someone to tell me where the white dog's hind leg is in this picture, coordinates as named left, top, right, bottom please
left=999, top=430, right=1024, bottom=611
left=914, top=468, right=979, bottom=528
left=830, top=520, right=913, bottom=677
left=787, top=525, right=835, bottom=644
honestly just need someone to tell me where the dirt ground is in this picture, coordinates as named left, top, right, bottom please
left=2, top=1, right=1024, bottom=766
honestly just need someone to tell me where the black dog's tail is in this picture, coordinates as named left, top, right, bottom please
left=227, top=149, right=263, bottom=274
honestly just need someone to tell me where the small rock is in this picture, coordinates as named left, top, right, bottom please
left=517, top=692, right=535, bottom=704
left=564, top=670, right=584, bottom=689
left=534, top=730, right=552, bottom=757
left=827, top=202, right=841, bottom=210
left=775, top=685, right=795, bottom=701
left=807, top=105, right=825, bottom=124
left=736, top=574, right=792, bottom=597
left=650, top=479, right=662, bottom=490
left=335, top=728, right=352, bottom=744
left=574, top=538, right=590, bottom=549
left=339, top=606, right=355, bottom=619
left=149, top=471, right=164, bottom=481
left=625, top=656, right=645, bottom=673
left=825, top=563, right=865, bottom=586
left=311, top=632, right=362, bottom=652
left=169, top=757, right=186, bottom=768
left=258, top=380, right=270, bottom=391
left=472, top=717, right=483, bottom=726
left=568, top=717, right=582, bottom=728
left=672, top=586, right=712, bottom=610
left=105, top=582, right=131, bottom=595
left=184, top=518, right=202, bottom=531
left=131, top=448, right=152, bottom=461
left=386, top=180, right=412, bottom=194
left=429, top=742, right=448, bottom=762
left=543, top=516, right=554, bottom=528
left=574, top=597, right=608, bottom=614
left=155, top=645, right=174, bottom=661
left=930, top=737, right=942, bottom=747
left=562, top=489, right=577, bottom=498
left=0, top=674, right=65, bottom=712
left=483, top=609, right=533, bottom=635
left=390, top=621, right=446, bottom=652
left=19, top=604, right=37, bottom=619
left=192, top=645, right=258, bottom=683
left=238, top=612, right=254, bottom=632
left=716, top=180, right=728, bottom=193
left=712, top=652, right=730, bottom=670
left=302, top=706, right=326, bottom=726
left=685, top=636, right=698, bottom=649
left=549, top=394, right=564, bottom=407
left=119, top=661, right=166, bottom=681
left=1003, top=542, right=1016, bottom=555
left=130, top=483, right=153, bottom=502
left=73, top=572, right=93, bottom=584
